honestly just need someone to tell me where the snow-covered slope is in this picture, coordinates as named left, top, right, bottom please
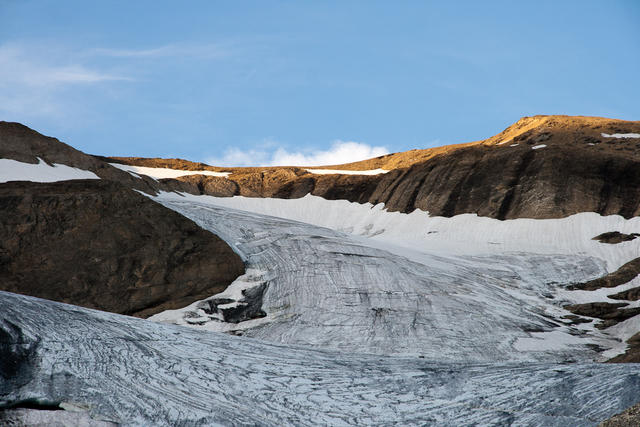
left=0, top=158, right=99, bottom=183
left=163, top=193, right=640, bottom=270
left=2, top=290, right=640, bottom=426
left=109, top=162, right=230, bottom=179
left=150, top=193, right=640, bottom=361
left=304, top=168, right=389, bottom=175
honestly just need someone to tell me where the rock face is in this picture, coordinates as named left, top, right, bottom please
left=568, top=258, right=640, bottom=292
left=592, top=232, right=640, bottom=244
left=608, top=332, right=640, bottom=363
left=112, top=115, right=640, bottom=219
left=0, top=121, right=159, bottom=194
left=0, top=180, right=244, bottom=317
left=599, top=401, right=640, bottom=426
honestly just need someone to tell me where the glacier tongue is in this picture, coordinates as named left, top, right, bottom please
left=3, top=193, right=640, bottom=425
left=153, top=198, right=622, bottom=362
left=1, top=290, right=639, bottom=426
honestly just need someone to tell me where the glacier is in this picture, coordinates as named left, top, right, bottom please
left=3, top=192, right=640, bottom=425
left=151, top=194, right=640, bottom=362
left=2, top=290, right=640, bottom=426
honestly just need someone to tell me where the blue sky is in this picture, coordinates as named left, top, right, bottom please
left=1, top=1, right=639, bottom=166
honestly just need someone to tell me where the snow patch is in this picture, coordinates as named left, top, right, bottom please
left=531, top=144, right=547, bottom=150
left=109, top=163, right=230, bottom=179
left=305, top=168, right=389, bottom=175
left=0, top=158, right=100, bottom=183
left=601, top=133, right=640, bottom=139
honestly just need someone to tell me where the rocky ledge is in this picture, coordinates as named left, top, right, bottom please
left=112, top=115, right=640, bottom=219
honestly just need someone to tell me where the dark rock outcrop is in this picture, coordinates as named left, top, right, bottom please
left=0, top=180, right=245, bottom=317
left=564, top=302, right=640, bottom=329
left=568, top=258, right=640, bottom=291
left=199, top=282, right=268, bottom=324
left=609, top=287, right=640, bottom=301
left=0, top=121, right=159, bottom=194
left=607, top=332, right=640, bottom=364
left=159, top=175, right=240, bottom=197
left=599, top=401, right=640, bottom=426
left=593, top=232, right=640, bottom=244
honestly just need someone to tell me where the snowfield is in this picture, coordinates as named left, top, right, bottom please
left=151, top=192, right=640, bottom=362
left=304, top=168, right=389, bottom=175
left=109, top=163, right=231, bottom=179
left=0, top=158, right=100, bottom=183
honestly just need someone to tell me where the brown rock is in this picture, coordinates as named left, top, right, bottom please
left=564, top=302, right=630, bottom=319
left=159, top=175, right=239, bottom=197
left=568, top=258, right=640, bottom=291
left=0, top=180, right=245, bottom=317
left=599, top=401, right=640, bottom=426
left=111, top=115, right=640, bottom=220
left=607, top=332, right=640, bottom=363
left=592, top=231, right=640, bottom=244
left=564, top=302, right=640, bottom=329
left=0, top=121, right=159, bottom=195
left=609, top=287, right=640, bottom=301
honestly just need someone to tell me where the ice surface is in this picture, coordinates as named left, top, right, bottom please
left=2, top=291, right=639, bottom=426
left=305, top=168, right=389, bottom=175
left=601, top=133, right=640, bottom=139
left=158, top=193, right=640, bottom=271
left=0, top=158, right=100, bottom=183
left=150, top=193, right=640, bottom=361
left=109, top=163, right=230, bottom=179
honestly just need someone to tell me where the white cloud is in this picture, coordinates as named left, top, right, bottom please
left=207, top=140, right=389, bottom=167
left=0, top=43, right=129, bottom=87
left=91, top=43, right=228, bottom=59
left=207, top=148, right=272, bottom=167
left=0, top=42, right=131, bottom=119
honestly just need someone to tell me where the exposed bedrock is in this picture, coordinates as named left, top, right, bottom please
left=608, top=332, right=640, bottom=364
left=563, top=303, right=640, bottom=329
left=0, top=121, right=159, bottom=194
left=568, top=258, right=640, bottom=291
left=371, top=141, right=640, bottom=219
left=599, top=400, right=640, bottom=427
left=0, top=180, right=245, bottom=317
left=593, top=231, right=640, bottom=244
left=125, top=116, right=640, bottom=220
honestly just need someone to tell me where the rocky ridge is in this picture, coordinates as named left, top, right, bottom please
left=0, top=123, right=245, bottom=317
left=111, top=115, right=640, bottom=219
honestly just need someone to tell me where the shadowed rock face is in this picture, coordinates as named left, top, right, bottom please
left=112, top=115, right=640, bottom=219
left=593, top=232, right=640, bottom=244
left=0, top=180, right=245, bottom=317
